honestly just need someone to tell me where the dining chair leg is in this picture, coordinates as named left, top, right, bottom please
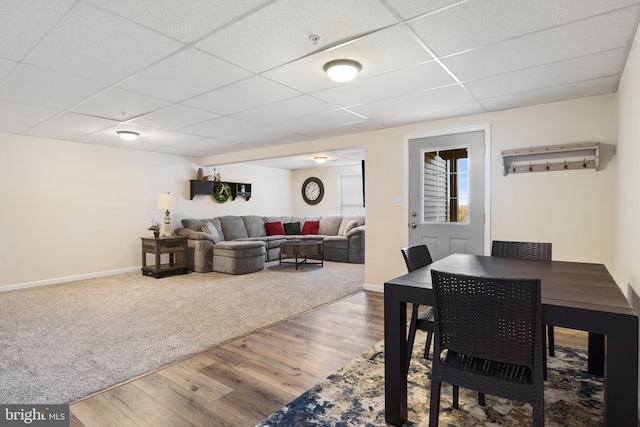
left=478, top=393, right=486, bottom=406
left=423, top=331, right=433, bottom=359
left=406, top=304, right=420, bottom=369
left=452, top=385, right=459, bottom=409
left=547, top=325, right=555, bottom=356
left=429, top=380, right=442, bottom=427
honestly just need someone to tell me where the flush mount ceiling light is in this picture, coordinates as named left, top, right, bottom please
left=314, top=155, right=328, bottom=163
left=323, top=59, right=362, bottom=83
left=116, top=130, right=140, bottom=141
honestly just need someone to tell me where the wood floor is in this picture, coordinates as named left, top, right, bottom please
left=69, top=291, right=587, bottom=427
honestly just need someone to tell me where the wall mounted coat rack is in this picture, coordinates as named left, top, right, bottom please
left=502, top=142, right=599, bottom=176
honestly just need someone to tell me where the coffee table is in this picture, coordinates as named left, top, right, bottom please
left=279, top=240, right=323, bottom=270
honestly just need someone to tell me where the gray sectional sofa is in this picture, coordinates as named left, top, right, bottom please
left=174, top=215, right=365, bottom=273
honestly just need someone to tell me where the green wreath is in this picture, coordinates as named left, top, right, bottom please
left=213, top=183, right=232, bottom=203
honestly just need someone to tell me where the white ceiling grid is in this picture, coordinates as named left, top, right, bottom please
left=0, top=0, right=638, bottom=169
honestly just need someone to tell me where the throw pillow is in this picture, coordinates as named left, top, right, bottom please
left=284, top=222, right=301, bottom=235
left=264, top=221, right=285, bottom=236
left=201, top=222, right=222, bottom=243
left=342, top=220, right=358, bottom=236
left=301, top=220, right=320, bottom=235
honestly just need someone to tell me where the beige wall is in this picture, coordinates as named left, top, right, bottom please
left=209, top=95, right=618, bottom=290
left=615, top=25, right=640, bottom=301
left=0, top=135, right=293, bottom=289
left=292, top=164, right=363, bottom=217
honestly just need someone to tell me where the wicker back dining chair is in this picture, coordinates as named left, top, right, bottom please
left=401, top=245, right=434, bottom=367
left=491, top=240, right=555, bottom=356
left=429, top=270, right=545, bottom=427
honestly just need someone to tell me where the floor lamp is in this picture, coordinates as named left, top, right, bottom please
left=156, top=192, right=176, bottom=237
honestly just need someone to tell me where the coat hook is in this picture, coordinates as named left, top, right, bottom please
left=583, top=158, right=587, bottom=168
left=546, top=161, right=550, bottom=171
left=564, top=160, right=568, bottom=169
left=529, top=162, right=532, bottom=172
left=512, top=164, right=516, bottom=173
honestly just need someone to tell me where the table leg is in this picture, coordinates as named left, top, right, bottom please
left=384, top=286, right=408, bottom=426
left=604, top=318, right=638, bottom=426
left=587, top=332, right=604, bottom=376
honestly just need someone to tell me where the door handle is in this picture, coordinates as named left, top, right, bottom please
left=411, top=222, right=417, bottom=229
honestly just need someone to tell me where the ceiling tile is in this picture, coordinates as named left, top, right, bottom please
left=0, top=0, right=77, bottom=61
left=272, top=109, right=367, bottom=134
left=442, top=6, right=640, bottom=81
left=118, top=48, right=252, bottom=102
left=383, top=0, right=462, bottom=20
left=137, top=131, right=204, bottom=146
left=479, top=76, right=619, bottom=112
left=128, top=104, right=219, bottom=130
left=0, top=58, right=18, bottom=82
left=0, top=64, right=107, bottom=110
left=196, top=0, right=398, bottom=73
left=182, top=76, right=301, bottom=115
left=177, top=138, right=246, bottom=156
left=349, top=84, right=474, bottom=119
left=231, top=95, right=336, bottom=124
left=0, top=101, right=61, bottom=133
left=179, top=116, right=258, bottom=138
left=216, top=125, right=299, bottom=144
left=467, top=48, right=627, bottom=100
left=264, top=25, right=434, bottom=93
left=25, top=112, right=118, bottom=140
left=410, top=0, right=640, bottom=57
left=373, top=101, right=485, bottom=126
left=71, top=87, right=171, bottom=121
left=312, top=61, right=456, bottom=107
left=88, top=0, right=271, bottom=43
left=24, top=3, right=183, bottom=84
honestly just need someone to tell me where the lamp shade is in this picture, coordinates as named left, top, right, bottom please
left=156, top=193, right=176, bottom=210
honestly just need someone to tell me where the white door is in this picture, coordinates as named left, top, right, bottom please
left=408, top=130, right=486, bottom=261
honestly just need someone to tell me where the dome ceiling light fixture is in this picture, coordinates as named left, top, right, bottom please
left=116, top=130, right=140, bottom=141
left=323, top=59, right=362, bottom=83
left=314, top=155, right=328, bottom=163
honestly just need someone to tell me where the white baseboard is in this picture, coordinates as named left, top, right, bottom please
left=363, top=283, right=383, bottom=293
left=0, top=267, right=140, bottom=292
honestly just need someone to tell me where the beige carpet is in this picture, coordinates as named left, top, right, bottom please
left=0, top=261, right=364, bottom=404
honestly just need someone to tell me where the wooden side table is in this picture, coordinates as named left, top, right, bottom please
left=141, top=236, right=188, bottom=279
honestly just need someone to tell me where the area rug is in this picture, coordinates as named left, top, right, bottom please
left=257, top=331, right=604, bottom=426
left=0, top=261, right=363, bottom=404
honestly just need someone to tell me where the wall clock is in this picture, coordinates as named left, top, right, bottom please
left=302, top=177, right=324, bottom=205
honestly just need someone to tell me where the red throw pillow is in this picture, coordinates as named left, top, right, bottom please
left=301, top=220, right=320, bottom=235
left=264, top=221, right=285, bottom=236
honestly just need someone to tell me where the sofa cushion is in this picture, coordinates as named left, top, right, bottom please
left=265, top=221, right=285, bottom=236
left=218, top=216, right=248, bottom=240
left=284, top=222, right=301, bottom=235
left=201, top=222, right=223, bottom=243
left=318, top=216, right=343, bottom=236
left=342, top=220, right=358, bottom=236
left=338, top=215, right=365, bottom=236
left=242, top=215, right=266, bottom=237
left=301, top=220, right=320, bottom=235
left=182, top=218, right=207, bottom=231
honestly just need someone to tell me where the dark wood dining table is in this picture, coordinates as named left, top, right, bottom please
left=384, top=253, right=638, bottom=427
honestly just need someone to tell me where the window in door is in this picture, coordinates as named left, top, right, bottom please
left=423, top=148, right=469, bottom=223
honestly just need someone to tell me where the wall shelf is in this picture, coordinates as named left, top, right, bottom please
left=502, top=142, right=599, bottom=176
left=189, top=180, right=252, bottom=201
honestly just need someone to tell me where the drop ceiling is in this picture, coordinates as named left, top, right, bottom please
left=1, top=0, right=639, bottom=164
